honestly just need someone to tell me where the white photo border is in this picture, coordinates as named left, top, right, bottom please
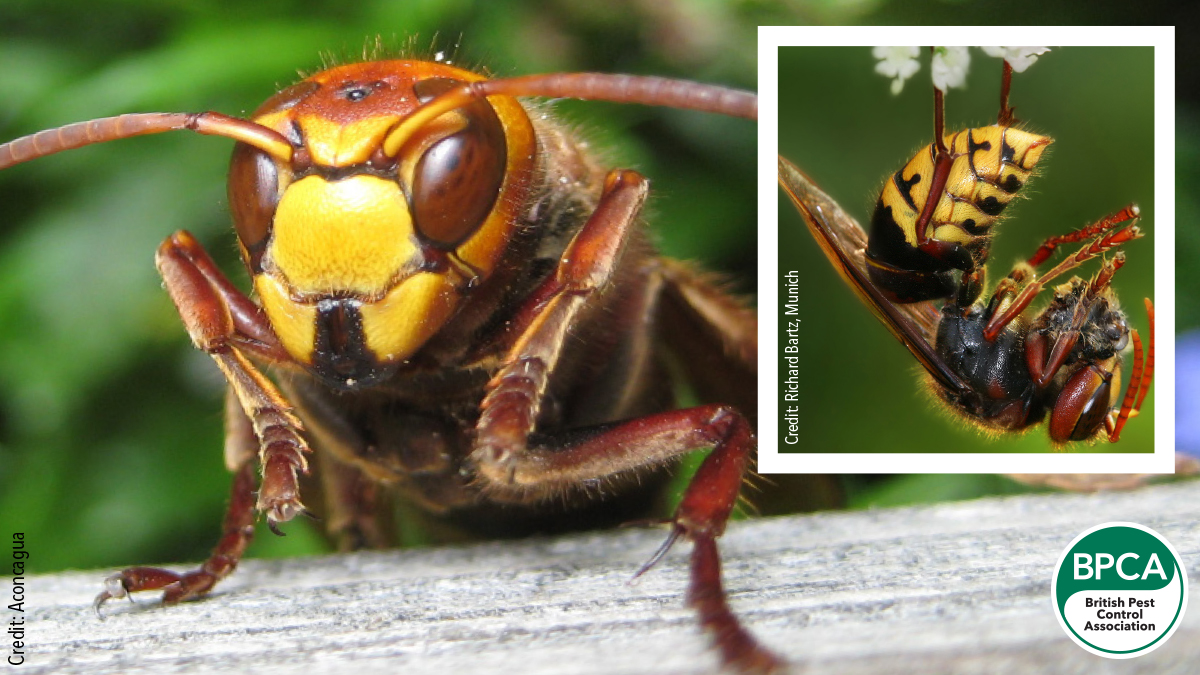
left=758, top=26, right=1175, bottom=473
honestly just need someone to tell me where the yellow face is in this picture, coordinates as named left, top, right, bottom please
left=226, top=61, right=536, bottom=386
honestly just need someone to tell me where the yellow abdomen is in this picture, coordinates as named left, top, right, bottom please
left=885, top=125, right=1052, bottom=249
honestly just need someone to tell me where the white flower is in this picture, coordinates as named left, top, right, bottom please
left=981, top=46, right=1051, bottom=73
left=931, top=46, right=971, bottom=91
left=873, top=46, right=921, bottom=95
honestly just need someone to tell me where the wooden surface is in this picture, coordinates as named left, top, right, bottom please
left=18, top=480, right=1200, bottom=674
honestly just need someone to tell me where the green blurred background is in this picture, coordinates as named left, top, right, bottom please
left=778, top=46, right=1155, bottom=454
left=0, top=2, right=1192, bottom=576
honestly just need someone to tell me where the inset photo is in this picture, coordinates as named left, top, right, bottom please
left=759, top=29, right=1173, bottom=473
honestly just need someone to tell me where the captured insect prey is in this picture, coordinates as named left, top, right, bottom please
left=777, top=47, right=1154, bottom=454
left=0, top=56, right=786, bottom=671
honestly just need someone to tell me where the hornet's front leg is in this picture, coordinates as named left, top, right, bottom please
left=471, top=170, right=783, bottom=673
left=96, top=231, right=309, bottom=611
left=96, top=392, right=260, bottom=611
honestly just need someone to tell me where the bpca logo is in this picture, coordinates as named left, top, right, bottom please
left=1052, top=522, right=1188, bottom=658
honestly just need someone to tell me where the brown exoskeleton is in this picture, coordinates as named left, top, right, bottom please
left=0, top=61, right=776, bottom=670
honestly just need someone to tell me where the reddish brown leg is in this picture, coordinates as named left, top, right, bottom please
left=998, top=59, right=1016, bottom=126
left=156, top=230, right=311, bottom=530
left=1024, top=205, right=1140, bottom=268
left=96, top=438, right=258, bottom=612
left=99, top=231, right=313, bottom=610
left=471, top=169, right=781, bottom=671
left=915, top=84, right=953, bottom=252
left=316, top=450, right=392, bottom=551
left=1108, top=298, right=1155, bottom=442
left=1137, top=298, right=1156, bottom=412
left=985, top=265, right=1027, bottom=314
left=986, top=206, right=1138, bottom=330
left=473, top=169, right=649, bottom=472
left=690, top=537, right=779, bottom=673
left=654, top=258, right=758, bottom=421
left=481, top=405, right=780, bottom=672
left=932, top=71, right=946, bottom=153
left=983, top=215, right=1142, bottom=341
left=678, top=414, right=782, bottom=673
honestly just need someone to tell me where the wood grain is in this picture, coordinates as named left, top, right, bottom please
left=17, top=480, right=1199, bottom=674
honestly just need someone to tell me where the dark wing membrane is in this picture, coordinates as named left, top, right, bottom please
left=777, top=155, right=971, bottom=398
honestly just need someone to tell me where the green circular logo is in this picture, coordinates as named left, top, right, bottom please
left=1052, top=522, right=1188, bottom=658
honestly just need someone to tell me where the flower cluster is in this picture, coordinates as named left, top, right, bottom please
left=873, top=46, right=1051, bottom=94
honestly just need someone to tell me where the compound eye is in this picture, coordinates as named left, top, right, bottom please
left=1107, top=314, right=1130, bottom=351
left=1049, top=366, right=1112, bottom=443
left=228, top=142, right=286, bottom=271
left=410, top=77, right=507, bottom=250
